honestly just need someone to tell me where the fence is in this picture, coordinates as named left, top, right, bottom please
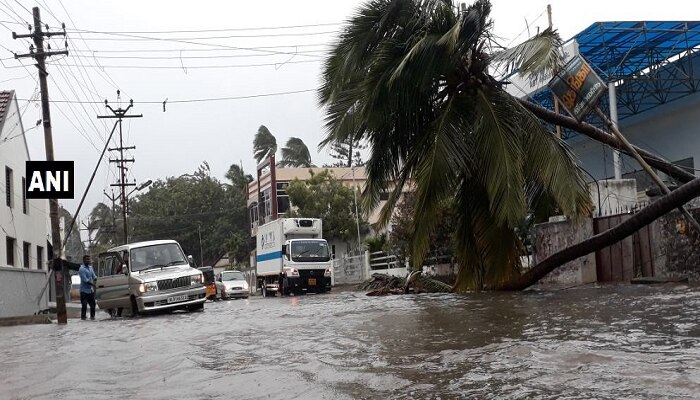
left=369, top=250, right=408, bottom=278
left=332, top=249, right=368, bottom=285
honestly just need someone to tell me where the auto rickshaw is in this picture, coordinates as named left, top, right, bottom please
left=198, top=266, right=218, bottom=301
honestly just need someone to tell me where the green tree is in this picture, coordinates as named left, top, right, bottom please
left=320, top=0, right=591, bottom=291
left=285, top=170, right=368, bottom=243
left=128, top=162, right=250, bottom=267
left=389, top=192, right=454, bottom=267
left=225, top=164, right=253, bottom=192
left=280, top=137, right=314, bottom=168
left=253, top=125, right=277, bottom=163
left=59, top=206, right=85, bottom=262
left=328, top=138, right=365, bottom=167
left=87, top=202, right=117, bottom=253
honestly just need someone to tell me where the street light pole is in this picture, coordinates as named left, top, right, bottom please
left=198, top=224, right=204, bottom=268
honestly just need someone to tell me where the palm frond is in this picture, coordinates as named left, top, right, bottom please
left=492, top=27, right=563, bottom=86
left=253, top=125, right=277, bottom=163
left=472, top=88, right=526, bottom=227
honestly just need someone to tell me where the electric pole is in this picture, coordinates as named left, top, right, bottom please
left=98, top=92, right=142, bottom=244
left=103, top=190, right=119, bottom=244
left=12, top=7, right=69, bottom=324
left=80, top=221, right=97, bottom=254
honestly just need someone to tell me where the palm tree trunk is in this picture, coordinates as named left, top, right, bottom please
left=517, top=99, right=695, bottom=183
left=498, top=177, right=700, bottom=291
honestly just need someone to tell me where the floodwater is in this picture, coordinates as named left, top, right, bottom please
left=1, top=285, right=700, bottom=400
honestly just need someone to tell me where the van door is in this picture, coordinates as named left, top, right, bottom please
left=96, top=252, right=130, bottom=311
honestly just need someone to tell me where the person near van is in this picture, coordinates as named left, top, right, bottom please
left=79, top=255, right=97, bottom=320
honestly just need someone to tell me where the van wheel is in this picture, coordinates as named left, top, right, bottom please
left=130, top=296, right=139, bottom=317
left=188, top=303, right=204, bottom=312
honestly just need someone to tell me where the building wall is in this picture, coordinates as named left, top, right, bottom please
left=651, top=205, right=700, bottom=281
left=0, top=267, right=49, bottom=318
left=0, top=92, right=51, bottom=316
left=570, top=91, right=700, bottom=185
left=588, top=179, right=638, bottom=217
left=533, top=218, right=597, bottom=285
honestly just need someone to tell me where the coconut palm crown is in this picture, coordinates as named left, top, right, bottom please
left=319, top=0, right=591, bottom=290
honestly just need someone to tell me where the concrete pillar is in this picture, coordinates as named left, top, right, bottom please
left=609, top=82, right=623, bottom=180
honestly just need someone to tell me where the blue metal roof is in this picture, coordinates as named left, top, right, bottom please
left=573, top=21, right=700, bottom=80
left=530, top=21, right=700, bottom=138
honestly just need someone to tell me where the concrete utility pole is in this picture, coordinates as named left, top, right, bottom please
left=98, top=92, right=142, bottom=244
left=103, top=190, right=119, bottom=243
left=12, top=7, right=69, bottom=324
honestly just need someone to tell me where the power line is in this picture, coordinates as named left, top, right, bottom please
left=65, top=22, right=342, bottom=34
left=17, top=88, right=317, bottom=104
left=67, top=42, right=331, bottom=53
left=57, top=27, right=336, bottom=58
left=43, top=49, right=328, bottom=60
left=44, top=59, right=322, bottom=69
left=70, top=29, right=339, bottom=40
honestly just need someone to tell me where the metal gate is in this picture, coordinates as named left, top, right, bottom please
left=593, top=213, right=654, bottom=282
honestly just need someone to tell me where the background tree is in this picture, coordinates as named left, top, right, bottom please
left=59, top=207, right=85, bottom=262
left=320, top=0, right=591, bottom=291
left=225, top=163, right=253, bottom=192
left=253, top=125, right=277, bottom=163
left=128, top=162, right=250, bottom=267
left=86, top=201, right=124, bottom=257
left=389, top=192, right=455, bottom=267
left=280, top=137, right=314, bottom=167
left=285, top=169, right=369, bottom=243
left=328, top=138, right=365, bottom=167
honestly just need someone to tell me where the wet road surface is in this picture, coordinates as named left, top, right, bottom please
left=1, top=284, right=699, bottom=399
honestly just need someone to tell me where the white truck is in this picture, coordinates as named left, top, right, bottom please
left=256, top=218, right=332, bottom=297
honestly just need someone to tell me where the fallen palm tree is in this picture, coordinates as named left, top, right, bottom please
left=360, top=272, right=453, bottom=296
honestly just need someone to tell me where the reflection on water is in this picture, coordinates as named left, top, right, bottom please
left=1, top=285, right=699, bottom=399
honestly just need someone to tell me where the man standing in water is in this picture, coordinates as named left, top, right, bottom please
left=79, top=255, right=97, bottom=320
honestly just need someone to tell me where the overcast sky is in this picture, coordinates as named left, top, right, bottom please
left=0, top=0, right=697, bottom=229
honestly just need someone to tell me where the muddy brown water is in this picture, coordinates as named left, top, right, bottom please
left=1, top=285, right=699, bottom=399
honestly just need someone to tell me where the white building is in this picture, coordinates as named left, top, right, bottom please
left=0, top=90, right=51, bottom=318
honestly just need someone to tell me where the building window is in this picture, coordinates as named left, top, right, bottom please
left=6, top=236, right=15, bottom=266
left=37, top=246, right=44, bottom=270
left=5, top=166, right=13, bottom=208
left=23, top=241, right=30, bottom=268
left=21, top=177, right=27, bottom=214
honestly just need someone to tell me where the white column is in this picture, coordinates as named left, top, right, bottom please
left=609, top=82, right=623, bottom=180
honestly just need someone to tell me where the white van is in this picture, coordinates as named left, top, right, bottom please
left=95, top=240, right=207, bottom=316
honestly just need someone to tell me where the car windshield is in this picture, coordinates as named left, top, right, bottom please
left=130, top=243, right=187, bottom=272
left=290, top=240, right=330, bottom=262
left=222, top=271, right=246, bottom=281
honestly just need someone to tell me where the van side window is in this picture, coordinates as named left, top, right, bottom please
left=97, top=256, right=113, bottom=277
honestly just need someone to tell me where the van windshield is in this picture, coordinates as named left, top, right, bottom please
left=130, top=243, right=187, bottom=272
left=290, top=240, right=330, bottom=262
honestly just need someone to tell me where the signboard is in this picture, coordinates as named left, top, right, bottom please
left=548, top=54, right=606, bottom=120
left=25, top=161, right=75, bottom=199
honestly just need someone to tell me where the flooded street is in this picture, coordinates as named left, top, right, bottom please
left=1, top=285, right=700, bottom=399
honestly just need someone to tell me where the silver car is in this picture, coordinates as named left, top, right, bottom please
left=219, top=270, right=249, bottom=299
